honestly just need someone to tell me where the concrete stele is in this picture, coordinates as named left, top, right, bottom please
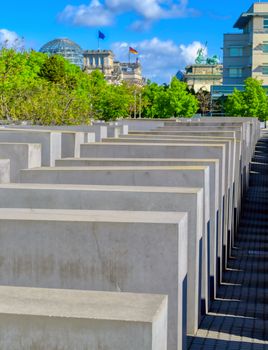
left=0, top=208, right=188, bottom=350
left=0, top=286, right=168, bottom=350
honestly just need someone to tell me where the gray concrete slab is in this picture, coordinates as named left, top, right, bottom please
left=121, top=133, right=242, bottom=240
left=78, top=142, right=227, bottom=284
left=20, top=165, right=211, bottom=317
left=0, top=286, right=168, bottom=350
left=7, top=125, right=96, bottom=153
left=0, top=208, right=187, bottom=350
left=0, top=182, right=203, bottom=335
left=129, top=130, right=237, bottom=138
left=7, top=124, right=106, bottom=142
left=0, top=143, right=41, bottom=182
left=54, top=157, right=220, bottom=301
left=61, top=131, right=84, bottom=158
left=102, top=137, right=235, bottom=270
left=107, top=125, right=121, bottom=138
left=0, top=159, right=10, bottom=184
left=0, top=128, right=61, bottom=166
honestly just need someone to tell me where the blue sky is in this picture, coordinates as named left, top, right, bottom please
left=0, top=0, right=259, bottom=82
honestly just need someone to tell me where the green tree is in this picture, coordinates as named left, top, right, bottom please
left=142, top=78, right=199, bottom=118
left=196, top=88, right=211, bottom=116
left=225, top=78, right=268, bottom=121
left=38, top=55, right=66, bottom=84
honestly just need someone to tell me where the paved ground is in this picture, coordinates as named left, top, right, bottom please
left=188, top=131, right=268, bottom=350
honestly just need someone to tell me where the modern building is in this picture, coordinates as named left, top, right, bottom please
left=40, top=39, right=144, bottom=86
left=183, top=64, right=223, bottom=92
left=39, top=38, right=84, bottom=69
left=223, top=2, right=268, bottom=85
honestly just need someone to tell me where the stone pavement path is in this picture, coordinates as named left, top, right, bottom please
left=188, top=130, right=268, bottom=350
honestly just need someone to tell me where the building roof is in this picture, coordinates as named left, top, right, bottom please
left=233, top=12, right=254, bottom=29
left=234, top=3, right=268, bottom=29
left=39, top=38, right=84, bottom=68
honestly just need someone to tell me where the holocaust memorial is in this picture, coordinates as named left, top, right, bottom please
left=0, top=116, right=263, bottom=349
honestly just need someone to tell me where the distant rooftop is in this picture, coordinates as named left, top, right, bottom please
left=234, top=2, right=268, bottom=29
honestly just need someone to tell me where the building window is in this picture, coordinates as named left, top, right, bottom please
left=229, top=68, right=242, bottom=78
left=263, top=42, right=268, bottom=53
left=264, top=17, right=268, bottom=29
left=229, top=47, right=243, bottom=57
left=262, top=65, right=268, bottom=75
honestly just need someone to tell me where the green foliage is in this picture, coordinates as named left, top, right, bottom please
left=142, top=78, right=199, bottom=118
left=39, top=55, right=66, bottom=84
left=0, top=47, right=199, bottom=124
left=225, top=78, right=268, bottom=121
left=196, top=88, right=211, bottom=116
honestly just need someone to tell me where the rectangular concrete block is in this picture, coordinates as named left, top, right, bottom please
left=0, top=286, right=168, bottom=350
left=0, top=143, right=41, bottom=182
left=0, top=208, right=187, bottom=350
left=0, top=159, right=10, bottom=184
left=0, top=182, right=203, bottom=335
left=120, top=119, right=165, bottom=131
left=91, top=125, right=107, bottom=141
left=20, top=165, right=210, bottom=322
left=0, top=128, right=61, bottom=166
left=103, top=137, right=235, bottom=271
left=107, top=125, right=121, bottom=138
left=61, top=131, right=85, bottom=158
left=6, top=125, right=97, bottom=157
left=86, top=132, right=96, bottom=143
left=78, top=142, right=227, bottom=287
left=55, top=156, right=221, bottom=300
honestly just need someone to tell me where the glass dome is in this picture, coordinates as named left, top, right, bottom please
left=40, top=38, right=84, bottom=69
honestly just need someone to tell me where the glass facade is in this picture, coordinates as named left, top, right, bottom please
left=263, top=42, right=268, bottom=53
left=229, top=47, right=243, bottom=57
left=229, top=68, right=243, bottom=78
left=263, top=65, right=268, bottom=75
left=264, top=17, right=268, bottom=29
left=39, top=38, right=84, bottom=69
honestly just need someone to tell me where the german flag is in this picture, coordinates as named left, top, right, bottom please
left=129, top=47, right=138, bottom=55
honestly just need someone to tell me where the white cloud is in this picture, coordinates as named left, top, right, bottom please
left=112, top=38, right=207, bottom=83
left=0, top=29, right=24, bottom=48
left=58, top=1, right=114, bottom=27
left=59, top=0, right=199, bottom=28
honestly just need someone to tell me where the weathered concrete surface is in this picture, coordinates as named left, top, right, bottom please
left=0, top=286, right=168, bottom=350
left=20, top=165, right=210, bottom=317
left=0, top=208, right=187, bottom=350
left=7, top=124, right=105, bottom=142
left=120, top=119, right=165, bottom=131
left=0, top=182, right=203, bottom=335
left=107, top=125, right=121, bottom=138
left=7, top=125, right=97, bottom=154
left=0, top=128, right=61, bottom=166
left=54, top=157, right=220, bottom=300
left=119, top=132, right=242, bottom=245
left=0, top=143, right=41, bottom=182
left=101, top=137, right=235, bottom=272
left=0, top=159, right=10, bottom=184
left=78, top=142, right=227, bottom=285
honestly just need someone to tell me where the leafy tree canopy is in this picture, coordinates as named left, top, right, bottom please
left=225, top=78, right=268, bottom=121
left=0, top=47, right=199, bottom=124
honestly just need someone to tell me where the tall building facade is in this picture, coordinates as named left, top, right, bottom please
left=83, top=50, right=144, bottom=86
left=184, top=64, right=223, bottom=92
left=223, top=2, right=268, bottom=85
